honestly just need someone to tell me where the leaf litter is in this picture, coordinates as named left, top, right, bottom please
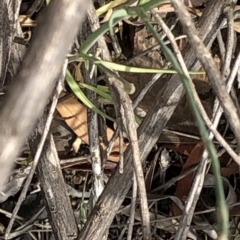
left=1, top=0, right=240, bottom=239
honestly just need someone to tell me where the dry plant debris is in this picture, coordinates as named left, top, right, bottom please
left=1, top=0, right=240, bottom=239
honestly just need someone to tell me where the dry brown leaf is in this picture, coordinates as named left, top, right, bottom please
left=220, top=161, right=239, bottom=177
left=230, top=204, right=240, bottom=216
left=234, top=21, right=240, bottom=33
left=172, top=141, right=204, bottom=216
left=164, top=143, right=196, bottom=156
left=56, top=98, right=127, bottom=162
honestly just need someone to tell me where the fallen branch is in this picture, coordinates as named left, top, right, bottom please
left=0, top=0, right=89, bottom=192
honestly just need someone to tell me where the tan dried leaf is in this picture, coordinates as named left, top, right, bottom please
left=56, top=98, right=126, bottom=162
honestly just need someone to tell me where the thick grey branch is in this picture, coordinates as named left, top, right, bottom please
left=0, top=0, right=89, bottom=192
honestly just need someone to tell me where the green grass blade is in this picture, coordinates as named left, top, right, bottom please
left=65, top=70, right=115, bottom=122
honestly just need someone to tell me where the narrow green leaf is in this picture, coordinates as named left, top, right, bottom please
left=65, top=70, right=115, bottom=122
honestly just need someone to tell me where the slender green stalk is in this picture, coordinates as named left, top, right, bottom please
left=80, top=53, right=204, bottom=75
left=138, top=8, right=228, bottom=237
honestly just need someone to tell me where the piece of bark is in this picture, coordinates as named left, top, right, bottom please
left=78, top=1, right=226, bottom=239
left=29, top=112, right=78, bottom=240
left=0, top=0, right=25, bottom=90
left=6, top=0, right=26, bottom=84
left=0, top=0, right=12, bottom=90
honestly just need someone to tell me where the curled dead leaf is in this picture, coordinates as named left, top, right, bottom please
left=56, top=98, right=127, bottom=162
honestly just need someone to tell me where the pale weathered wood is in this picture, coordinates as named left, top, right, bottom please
left=0, top=0, right=89, bottom=193
left=29, top=111, right=78, bottom=240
